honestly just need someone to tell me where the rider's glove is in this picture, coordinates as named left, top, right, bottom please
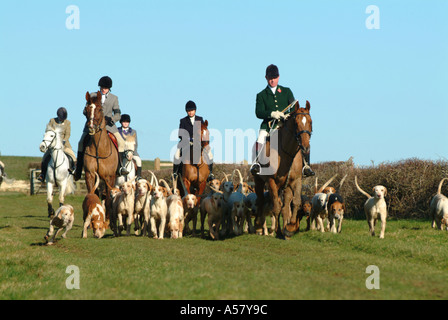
left=104, top=116, right=114, bottom=126
left=271, top=111, right=286, bottom=120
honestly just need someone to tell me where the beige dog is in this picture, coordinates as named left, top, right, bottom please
left=134, top=179, right=152, bottom=236
left=166, top=194, right=185, bottom=239
left=429, top=178, right=448, bottom=231
left=148, top=172, right=168, bottom=239
left=45, top=205, right=75, bottom=245
left=200, top=192, right=224, bottom=240
left=355, top=176, right=388, bottom=239
left=116, top=178, right=136, bottom=236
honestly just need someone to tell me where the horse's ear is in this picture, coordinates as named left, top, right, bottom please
left=204, top=120, right=208, bottom=127
left=306, top=100, right=311, bottom=111
left=86, top=92, right=91, bottom=103
left=294, top=100, right=300, bottom=112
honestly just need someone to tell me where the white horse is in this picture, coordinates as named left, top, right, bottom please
left=0, top=160, right=5, bottom=186
left=39, top=126, right=76, bottom=217
left=115, top=135, right=136, bottom=187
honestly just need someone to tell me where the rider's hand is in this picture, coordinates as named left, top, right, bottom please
left=104, top=116, right=114, bottom=126
left=271, top=111, right=286, bottom=120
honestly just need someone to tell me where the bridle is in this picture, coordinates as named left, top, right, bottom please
left=86, top=103, right=104, bottom=135
left=281, top=110, right=312, bottom=156
left=41, top=130, right=67, bottom=173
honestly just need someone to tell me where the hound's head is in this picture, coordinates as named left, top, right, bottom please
left=136, top=179, right=151, bottom=196
left=301, top=200, right=312, bottom=217
left=119, top=180, right=135, bottom=196
left=373, top=185, right=387, bottom=199
left=211, top=192, right=224, bottom=210
left=329, top=201, right=345, bottom=220
left=182, top=194, right=197, bottom=210
left=90, top=205, right=109, bottom=239
left=322, top=186, right=336, bottom=194
left=222, top=181, right=234, bottom=194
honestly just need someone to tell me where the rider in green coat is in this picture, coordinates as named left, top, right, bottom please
left=251, top=64, right=315, bottom=177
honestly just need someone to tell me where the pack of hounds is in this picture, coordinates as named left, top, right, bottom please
left=44, top=168, right=448, bottom=245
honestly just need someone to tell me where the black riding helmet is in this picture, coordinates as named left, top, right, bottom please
left=120, top=114, right=131, bottom=123
left=185, top=100, right=197, bottom=112
left=265, top=64, right=279, bottom=80
left=98, top=76, right=113, bottom=89
left=57, top=107, right=68, bottom=121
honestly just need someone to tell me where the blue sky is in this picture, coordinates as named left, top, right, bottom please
left=0, top=0, right=447, bottom=166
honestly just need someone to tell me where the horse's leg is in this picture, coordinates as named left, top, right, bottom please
left=253, top=176, right=266, bottom=235
left=104, top=175, right=118, bottom=237
left=46, top=182, right=55, bottom=217
left=267, top=178, right=282, bottom=237
left=58, top=178, right=67, bottom=207
left=290, top=181, right=302, bottom=226
left=282, top=186, right=297, bottom=238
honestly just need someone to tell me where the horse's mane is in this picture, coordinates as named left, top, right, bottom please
left=124, top=135, right=136, bottom=150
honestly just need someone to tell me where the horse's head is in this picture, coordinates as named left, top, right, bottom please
left=201, top=120, right=210, bottom=149
left=39, top=126, right=63, bottom=153
left=84, top=91, right=104, bottom=135
left=290, top=101, right=312, bottom=153
left=123, top=135, right=136, bottom=161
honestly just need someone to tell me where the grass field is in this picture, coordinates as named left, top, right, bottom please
left=1, top=192, right=447, bottom=300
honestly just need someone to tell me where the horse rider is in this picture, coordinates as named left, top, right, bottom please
left=73, top=76, right=129, bottom=181
left=117, top=114, right=143, bottom=180
left=37, top=107, right=77, bottom=182
left=172, top=100, right=215, bottom=182
left=250, top=64, right=315, bottom=177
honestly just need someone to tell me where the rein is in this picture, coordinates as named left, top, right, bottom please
left=84, top=117, right=114, bottom=164
left=41, top=130, right=68, bottom=184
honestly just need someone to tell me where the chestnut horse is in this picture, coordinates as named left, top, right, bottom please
left=179, top=120, right=210, bottom=198
left=253, top=101, right=312, bottom=238
left=83, top=91, right=119, bottom=236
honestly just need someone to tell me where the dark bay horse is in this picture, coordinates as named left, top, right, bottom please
left=253, top=101, right=313, bottom=238
left=83, top=91, right=119, bottom=235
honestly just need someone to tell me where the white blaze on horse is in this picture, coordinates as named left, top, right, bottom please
left=39, top=126, right=76, bottom=217
left=115, top=134, right=136, bottom=187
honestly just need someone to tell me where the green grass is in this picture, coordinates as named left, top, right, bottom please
left=0, top=192, right=447, bottom=300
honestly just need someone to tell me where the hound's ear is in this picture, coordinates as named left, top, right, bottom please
left=86, top=91, right=91, bottom=102
left=384, top=187, right=388, bottom=197
left=306, top=100, right=311, bottom=111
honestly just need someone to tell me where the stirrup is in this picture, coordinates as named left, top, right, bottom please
left=119, top=167, right=129, bottom=176
left=250, top=163, right=261, bottom=175
left=37, top=174, right=45, bottom=182
left=302, top=165, right=315, bottom=177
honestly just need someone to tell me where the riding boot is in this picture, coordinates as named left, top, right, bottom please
left=207, top=163, right=215, bottom=182
left=117, top=152, right=129, bottom=176
left=250, top=142, right=264, bottom=175
left=68, top=156, right=76, bottom=175
left=172, top=163, right=180, bottom=180
left=136, top=166, right=142, bottom=180
left=74, top=151, right=84, bottom=181
left=302, top=151, right=315, bottom=177
left=38, top=153, right=51, bottom=182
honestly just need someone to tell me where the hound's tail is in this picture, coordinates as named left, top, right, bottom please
left=316, top=174, right=337, bottom=194
left=437, top=178, right=448, bottom=195
left=354, top=176, right=371, bottom=199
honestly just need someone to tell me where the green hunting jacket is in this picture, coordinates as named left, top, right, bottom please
left=255, top=85, right=295, bottom=130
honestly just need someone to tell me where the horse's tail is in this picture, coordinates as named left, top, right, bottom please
left=437, top=178, right=448, bottom=195
left=64, top=175, right=76, bottom=195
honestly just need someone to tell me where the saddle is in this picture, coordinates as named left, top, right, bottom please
left=108, top=132, right=119, bottom=150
